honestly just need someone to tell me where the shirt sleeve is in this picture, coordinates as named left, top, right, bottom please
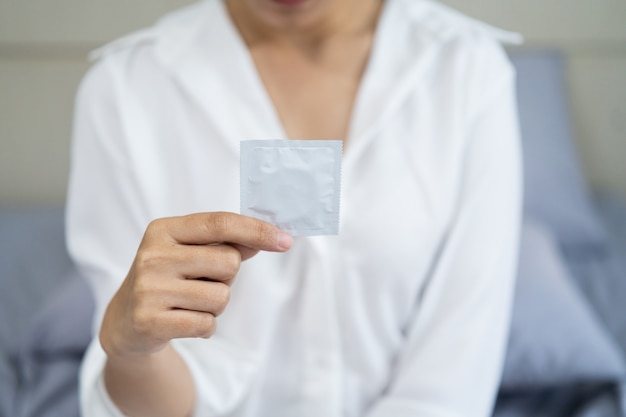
left=66, top=54, right=256, bottom=417
left=66, top=57, right=150, bottom=417
left=364, top=46, right=523, bottom=417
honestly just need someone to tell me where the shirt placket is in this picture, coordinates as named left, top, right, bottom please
left=298, top=236, right=343, bottom=417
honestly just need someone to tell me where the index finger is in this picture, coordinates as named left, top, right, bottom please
left=160, top=212, right=293, bottom=252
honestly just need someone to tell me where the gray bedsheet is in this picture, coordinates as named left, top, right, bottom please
left=567, top=194, right=626, bottom=355
left=0, top=353, right=16, bottom=417
left=13, top=275, right=92, bottom=417
left=494, top=383, right=623, bottom=417
left=493, top=194, right=626, bottom=417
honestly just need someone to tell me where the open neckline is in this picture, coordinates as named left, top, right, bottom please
left=216, top=0, right=395, bottom=151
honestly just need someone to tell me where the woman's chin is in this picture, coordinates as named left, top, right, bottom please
left=270, top=0, right=310, bottom=7
left=245, top=0, right=331, bottom=30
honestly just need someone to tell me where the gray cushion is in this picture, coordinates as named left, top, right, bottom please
left=0, top=207, right=90, bottom=417
left=19, top=275, right=94, bottom=356
left=564, top=194, right=626, bottom=375
left=501, top=220, right=625, bottom=389
left=493, top=383, right=623, bottom=417
left=0, top=207, right=76, bottom=355
left=509, top=50, right=607, bottom=251
left=0, top=353, right=16, bottom=417
left=14, top=357, right=82, bottom=417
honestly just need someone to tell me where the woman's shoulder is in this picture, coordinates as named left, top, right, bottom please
left=394, top=0, right=520, bottom=93
left=398, top=0, right=522, bottom=46
left=87, top=1, right=214, bottom=74
left=78, top=1, right=217, bottom=103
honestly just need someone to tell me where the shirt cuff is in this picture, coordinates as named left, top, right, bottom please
left=94, top=372, right=128, bottom=417
left=365, top=397, right=462, bottom=417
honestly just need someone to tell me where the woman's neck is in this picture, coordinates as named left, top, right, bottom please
left=226, top=0, right=383, bottom=53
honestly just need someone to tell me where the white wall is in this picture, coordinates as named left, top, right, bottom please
left=1, top=0, right=625, bottom=206
left=0, top=0, right=194, bottom=206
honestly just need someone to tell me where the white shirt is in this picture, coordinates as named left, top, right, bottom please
left=66, top=0, right=523, bottom=416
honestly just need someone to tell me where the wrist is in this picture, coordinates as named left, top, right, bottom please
left=104, top=341, right=173, bottom=366
left=103, top=343, right=195, bottom=417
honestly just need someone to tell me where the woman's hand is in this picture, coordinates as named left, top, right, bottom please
left=100, top=212, right=293, bottom=358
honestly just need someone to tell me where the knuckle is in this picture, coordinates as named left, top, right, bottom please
left=222, top=250, right=241, bottom=277
left=145, top=218, right=166, bottom=237
left=132, top=278, right=154, bottom=302
left=144, top=217, right=178, bottom=244
left=128, top=280, right=159, bottom=336
left=256, top=222, right=275, bottom=246
left=190, top=314, right=216, bottom=338
left=130, top=308, right=154, bottom=337
left=135, top=249, right=167, bottom=272
left=211, top=284, right=231, bottom=315
left=209, top=212, right=231, bottom=234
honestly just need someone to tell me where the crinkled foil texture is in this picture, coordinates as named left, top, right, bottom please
left=240, top=140, right=342, bottom=236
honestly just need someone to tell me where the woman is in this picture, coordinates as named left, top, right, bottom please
left=66, top=0, right=522, bottom=416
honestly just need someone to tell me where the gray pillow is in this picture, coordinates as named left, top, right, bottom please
left=509, top=50, right=607, bottom=251
left=19, top=275, right=94, bottom=355
left=501, top=220, right=625, bottom=390
left=0, top=353, right=16, bottom=417
left=0, top=207, right=76, bottom=355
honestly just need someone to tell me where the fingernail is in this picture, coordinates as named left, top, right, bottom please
left=277, top=232, right=293, bottom=250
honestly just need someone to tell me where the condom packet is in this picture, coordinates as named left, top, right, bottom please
left=240, top=140, right=342, bottom=236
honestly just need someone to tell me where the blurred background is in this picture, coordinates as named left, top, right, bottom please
left=1, top=1, right=626, bottom=417
left=1, top=0, right=626, bottom=207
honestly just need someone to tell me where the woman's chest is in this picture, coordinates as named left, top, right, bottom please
left=129, top=77, right=466, bottom=257
left=249, top=38, right=373, bottom=141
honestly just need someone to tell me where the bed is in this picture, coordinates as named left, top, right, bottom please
left=1, top=49, right=625, bottom=417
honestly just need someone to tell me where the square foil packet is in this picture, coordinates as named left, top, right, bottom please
left=240, top=140, right=342, bottom=236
